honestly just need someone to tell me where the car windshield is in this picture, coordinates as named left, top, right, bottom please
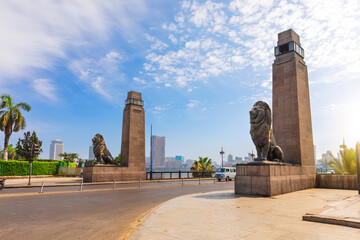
left=216, top=168, right=225, bottom=172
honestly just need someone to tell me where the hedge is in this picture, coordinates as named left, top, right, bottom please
left=0, top=160, right=76, bottom=176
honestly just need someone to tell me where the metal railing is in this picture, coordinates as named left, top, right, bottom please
left=146, top=171, right=215, bottom=180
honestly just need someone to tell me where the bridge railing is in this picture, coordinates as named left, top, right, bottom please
left=146, top=171, right=215, bottom=180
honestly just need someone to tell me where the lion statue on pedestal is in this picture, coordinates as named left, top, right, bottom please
left=92, top=133, right=116, bottom=164
left=249, top=101, right=283, bottom=162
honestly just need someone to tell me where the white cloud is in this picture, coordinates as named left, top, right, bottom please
left=32, top=79, right=57, bottom=101
left=140, top=0, right=360, bottom=91
left=145, top=34, right=169, bottom=51
left=69, top=51, right=125, bottom=100
left=186, top=99, right=199, bottom=108
left=0, top=0, right=148, bottom=80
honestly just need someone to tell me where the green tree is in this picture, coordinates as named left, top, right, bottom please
left=16, top=131, right=43, bottom=160
left=0, top=144, right=19, bottom=160
left=0, top=94, right=31, bottom=160
left=59, top=152, right=79, bottom=163
left=328, top=145, right=357, bottom=175
left=191, top=157, right=215, bottom=177
left=114, top=153, right=121, bottom=164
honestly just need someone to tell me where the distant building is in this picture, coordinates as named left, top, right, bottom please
left=235, top=156, right=243, bottom=162
left=165, top=159, right=183, bottom=169
left=49, top=139, right=64, bottom=160
left=175, top=156, right=184, bottom=161
left=313, top=145, right=316, bottom=163
left=185, top=159, right=194, bottom=166
left=227, top=154, right=234, bottom=163
left=322, top=151, right=332, bottom=162
left=151, top=135, right=165, bottom=167
left=89, top=146, right=95, bottom=160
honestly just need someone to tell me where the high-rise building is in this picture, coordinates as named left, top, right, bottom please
left=49, top=139, right=64, bottom=160
left=151, top=135, right=165, bottom=167
left=227, top=154, right=234, bottom=163
left=89, top=146, right=95, bottom=160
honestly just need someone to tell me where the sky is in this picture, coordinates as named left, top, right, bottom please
left=0, top=0, right=359, bottom=163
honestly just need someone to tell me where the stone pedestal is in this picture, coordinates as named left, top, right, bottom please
left=235, top=164, right=316, bottom=196
left=83, top=165, right=146, bottom=182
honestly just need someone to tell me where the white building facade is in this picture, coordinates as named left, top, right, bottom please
left=49, top=139, right=64, bottom=160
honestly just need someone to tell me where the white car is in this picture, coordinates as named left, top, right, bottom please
left=214, top=167, right=236, bottom=181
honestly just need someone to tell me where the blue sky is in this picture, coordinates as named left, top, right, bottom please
left=0, top=0, right=359, bottom=163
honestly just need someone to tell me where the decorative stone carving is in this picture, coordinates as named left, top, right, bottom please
left=92, top=133, right=116, bottom=164
left=249, top=101, right=284, bottom=162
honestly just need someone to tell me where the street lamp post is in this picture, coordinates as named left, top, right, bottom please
left=150, top=124, right=153, bottom=180
left=220, top=147, right=225, bottom=168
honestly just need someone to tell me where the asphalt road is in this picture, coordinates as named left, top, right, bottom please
left=0, top=181, right=234, bottom=240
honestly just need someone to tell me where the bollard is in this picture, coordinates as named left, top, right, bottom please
left=199, top=177, right=200, bottom=185
left=139, top=177, right=141, bottom=188
left=80, top=179, right=83, bottom=191
left=214, top=178, right=216, bottom=184
left=39, top=181, right=44, bottom=194
left=182, top=178, right=184, bottom=186
left=113, top=180, right=116, bottom=190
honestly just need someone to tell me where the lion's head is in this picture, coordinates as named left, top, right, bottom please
left=249, top=101, right=271, bottom=126
left=92, top=133, right=104, bottom=145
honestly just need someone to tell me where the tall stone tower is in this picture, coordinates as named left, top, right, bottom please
left=120, top=91, right=145, bottom=172
left=272, top=29, right=315, bottom=169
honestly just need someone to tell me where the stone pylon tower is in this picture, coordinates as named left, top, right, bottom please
left=272, top=29, right=315, bottom=170
left=120, top=91, right=145, bottom=172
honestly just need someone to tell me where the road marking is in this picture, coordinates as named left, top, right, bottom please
left=0, top=181, right=229, bottom=198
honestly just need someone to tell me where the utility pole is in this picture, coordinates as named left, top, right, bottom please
left=220, top=147, right=225, bottom=168
left=150, top=124, right=153, bottom=180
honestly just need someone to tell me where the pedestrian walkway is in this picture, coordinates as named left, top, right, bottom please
left=4, top=176, right=82, bottom=187
left=131, top=189, right=360, bottom=240
left=304, top=194, right=360, bottom=228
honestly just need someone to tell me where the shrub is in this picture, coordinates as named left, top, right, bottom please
left=0, top=160, right=76, bottom=176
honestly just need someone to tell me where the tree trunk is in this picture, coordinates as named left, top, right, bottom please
left=3, top=134, right=9, bottom=161
left=3, top=129, right=11, bottom=161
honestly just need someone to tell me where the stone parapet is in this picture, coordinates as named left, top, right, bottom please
left=316, top=174, right=358, bottom=190
left=83, top=166, right=146, bottom=182
left=235, top=164, right=316, bottom=196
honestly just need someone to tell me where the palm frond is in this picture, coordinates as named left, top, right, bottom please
left=15, top=102, right=31, bottom=112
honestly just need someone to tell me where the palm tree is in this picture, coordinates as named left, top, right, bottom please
left=59, top=152, right=79, bottom=163
left=191, top=157, right=215, bottom=177
left=0, top=94, right=31, bottom=160
left=328, top=145, right=357, bottom=175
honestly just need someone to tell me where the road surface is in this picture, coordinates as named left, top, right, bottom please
left=0, top=180, right=233, bottom=240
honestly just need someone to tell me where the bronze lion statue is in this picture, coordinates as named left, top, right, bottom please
left=249, top=101, right=283, bottom=162
left=92, top=133, right=116, bottom=164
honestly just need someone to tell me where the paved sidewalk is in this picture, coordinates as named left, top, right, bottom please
left=2, top=177, right=217, bottom=188
left=132, top=189, right=360, bottom=239
left=3, top=177, right=83, bottom=187
left=304, top=195, right=360, bottom=228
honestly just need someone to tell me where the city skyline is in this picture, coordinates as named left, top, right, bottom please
left=0, top=1, right=359, bottom=164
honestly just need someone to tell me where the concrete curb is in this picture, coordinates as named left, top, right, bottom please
left=303, top=213, right=360, bottom=229
left=4, top=178, right=217, bottom=189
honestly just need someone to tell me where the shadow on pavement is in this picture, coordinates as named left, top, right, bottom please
left=193, top=191, right=261, bottom=200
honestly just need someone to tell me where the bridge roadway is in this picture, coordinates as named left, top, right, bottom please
left=0, top=180, right=234, bottom=240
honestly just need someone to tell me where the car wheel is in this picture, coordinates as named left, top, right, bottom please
left=217, top=178, right=221, bottom=182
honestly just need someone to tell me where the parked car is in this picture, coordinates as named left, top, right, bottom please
left=214, top=167, right=236, bottom=181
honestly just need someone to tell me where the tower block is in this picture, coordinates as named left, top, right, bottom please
left=121, top=91, right=146, bottom=172
left=272, top=29, right=315, bottom=171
